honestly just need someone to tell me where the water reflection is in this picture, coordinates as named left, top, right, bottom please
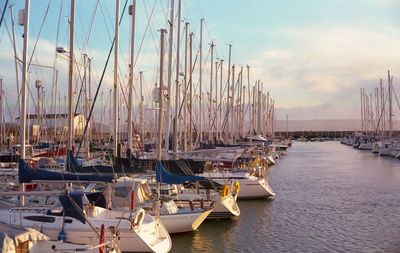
left=172, top=142, right=400, bottom=252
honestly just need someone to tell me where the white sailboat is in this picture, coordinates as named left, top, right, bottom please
left=0, top=192, right=171, bottom=252
left=110, top=176, right=212, bottom=234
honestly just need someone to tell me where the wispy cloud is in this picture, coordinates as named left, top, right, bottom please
left=249, top=25, right=400, bottom=119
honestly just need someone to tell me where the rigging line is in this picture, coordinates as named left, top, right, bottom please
left=142, top=0, right=160, bottom=59
left=159, top=0, right=169, bottom=24
left=99, top=1, right=113, bottom=42
left=82, top=0, right=99, bottom=52
left=0, top=0, right=9, bottom=29
left=76, top=0, right=129, bottom=158
left=50, top=2, right=63, bottom=116
left=3, top=92, right=13, bottom=128
left=133, top=0, right=157, bottom=67
left=27, top=0, right=52, bottom=72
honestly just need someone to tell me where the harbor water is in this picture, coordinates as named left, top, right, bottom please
left=171, top=141, right=400, bottom=252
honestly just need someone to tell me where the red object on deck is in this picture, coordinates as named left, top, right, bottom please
left=130, top=190, right=135, bottom=210
left=25, top=183, right=38, bottom=191
left=35, top=147, right=67, bottom=158
left=99, top=224, right=106, bottom=253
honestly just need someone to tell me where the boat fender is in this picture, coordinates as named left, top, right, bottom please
left=222, top=185, right=230, bottom=198
left=189, top=200, right=194, bottom=211
left=141, top=184, right=150, bottom=201
left=233, top=181, right=240, bottom=195
left=133, top=209, right=145, bottom=227
left=200, top=199, right=204, bottom=209
left=57, top=228, right=67, bottom=241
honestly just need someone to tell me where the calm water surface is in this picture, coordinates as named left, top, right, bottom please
left=171, top=141, right=400, bottom=252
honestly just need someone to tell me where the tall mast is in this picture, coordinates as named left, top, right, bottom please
left=388, top=71, right=393, bottom=137
left=173, top=0, right=182, bottom=156
left=218, top=59, right=223, bottom=141
left=127, top=0, right=136, bottom=158
left=252, top=84, right=256, bottom=133
left=0, top=79, right=3, bottom=149
left=113, top=0, right=120, bottom=158
left=157, top=29, right=167, bottom=161
left=189, top=32, right=193, bottom=150
left=67, top=0, right=75, bottom=153
left=208, top=41, right=214, bottom=143
left=239, top=67, right=244, bottom=138
left=165, top=0, right=174, bottom=155
left=360, top=88, right=363, bottom=132
left=230, top=64, right=235, bottom=143
left=246, top=65, right=250, bottom=135
left=226, top=44, right=232, bottom=143
left=257, top=81, right=262, bottom=134
left=100, top=91, right=103, bottom=142
left=19, top=0, right=30, bottom=205
left=139, top=71, right=144, bottom=144
left=271, top=100, right=275, bottom=137
left=183, top=22, right=188, bottom=152
left=20, top=0, right=31, bottom=159
left=199, top=18, right=204, bottom=145
left=214, top=60, right=218, bottom=143
left=380, top=79, right=384, bottom=135
left=9, top=6, right=20, bottom=116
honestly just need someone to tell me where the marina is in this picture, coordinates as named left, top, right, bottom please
left=1, top=0, right=400, bottom=252
left=172, top=141, right=400, bottom=252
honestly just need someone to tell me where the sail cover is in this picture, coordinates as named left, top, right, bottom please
left=18, top=159, right=114, bottom=184
left=155, top=161, right=205, bottom=184
left=58, top=192, right=86, bottom=224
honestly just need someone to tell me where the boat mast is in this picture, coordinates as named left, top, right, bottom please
left=226, top=44, right=232, bottom=143
left=189, top=32, right=193, bottom=151
left=19, top=0, right=30, bottom=205
left=239, top=67, right=244, bottom=138
left=388, top=71, right=393, bottom=138
left=139, top=71, right=144, bottom=143
left=246, top=65, right=250, bottom=136
left=380, top=79, right=384, bottom=135
left=100, top=91, right=103, bottom=142
left=199, top=18, right=204, bottom=146
left=183, top=22, right=188, bottom=152
left=20, top=0, right=30, bottom=160
left=165, top=0, right=174, bottom=155
left=218, top=59, right=223, bottom=142
left=67, top=0, right=75, bottom=155
left=127, top=0, right=136, bottom=158
left=173, top=0, right=182, bottom=157
left=208, top=41, right=214, bottom=144
left=0, top=78, right=3, bottom=149
left=9, top=6, right=20, bottom=116
left=214, top=60, right=218, bottom=143
left=113, top=0, right=120, bottom=158
left=230, top=64, right=235, bottom=143
left=157, top=29, right=167, bottom=161
left=257, top=81, right=261, bottom=134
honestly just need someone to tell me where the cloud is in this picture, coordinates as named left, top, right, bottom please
left=248, top=25, right=400, bottom=119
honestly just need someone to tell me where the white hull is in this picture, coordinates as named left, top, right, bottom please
left=0, top=207, right=171, bottom=253
left=30, top=240, right=118, bottom=253
left=358, top=143, right=372, bottom=150
left=174, top=190, right=240, bottom=219
left=379, top=148, right=392, bottom=156
left=160, top=209, right=212, bottom=233
left=198, top=172, right=275, bottom=199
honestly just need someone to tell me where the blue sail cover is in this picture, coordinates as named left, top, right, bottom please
left=58, top=192, right=85, bottom=224
left=155, top=161, right=205, bottom=184
left=18, top=159, right=114, bottom=184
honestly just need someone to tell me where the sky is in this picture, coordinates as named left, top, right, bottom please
left=1, top=0, right=400, bottom=125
